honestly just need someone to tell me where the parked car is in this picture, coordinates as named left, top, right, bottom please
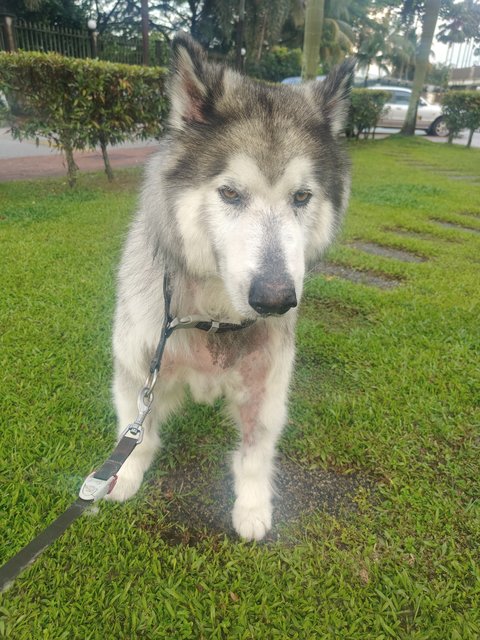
left=281, top=75, right=326, bottom=84
left=370, top=86, right=448, bottom=136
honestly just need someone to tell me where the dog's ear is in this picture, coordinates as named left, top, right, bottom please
left=169, top=32, right=220, bottom=130
left=312, top=58, right=355, bottom=135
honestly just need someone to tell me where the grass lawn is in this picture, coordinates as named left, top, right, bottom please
left=0, top=137, right=479, bottom=639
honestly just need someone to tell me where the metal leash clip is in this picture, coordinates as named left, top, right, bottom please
left=78, top=372, right=158, bottom=502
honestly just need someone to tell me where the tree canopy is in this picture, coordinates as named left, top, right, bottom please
left=0, top=0, right=91, bottom=28
left=3, top=0, right=478, bottom=79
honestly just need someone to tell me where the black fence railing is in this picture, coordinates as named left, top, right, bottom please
left=0, top=17, right=167, bottom=66
left=14, top=20, right=92, bottom=58
left=97, top=34, right=144, bottom=66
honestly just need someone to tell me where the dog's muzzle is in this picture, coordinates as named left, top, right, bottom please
left=248, top=275, right=297, bottom=316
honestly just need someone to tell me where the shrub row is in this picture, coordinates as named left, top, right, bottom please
left=0, top=51, right=168, bottom=184
left=346, top=89, right=391, bottom=139
left=442, top=91, right=480, bottom=147
left=247, top=46, right=302, bottom=83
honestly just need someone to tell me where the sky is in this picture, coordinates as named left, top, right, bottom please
left=433, top=39, right=479, bottom=67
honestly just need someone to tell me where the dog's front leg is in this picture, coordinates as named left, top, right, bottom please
left=107, top=363, right=183, bottom=502
left=229, top=339, right=294, bottom=541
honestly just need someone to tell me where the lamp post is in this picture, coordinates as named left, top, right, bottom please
left=235, top=0, right=246, bottom=71
left=87, top=19, right=98, bottom=59
left=141, top=0, right=149, bottom=66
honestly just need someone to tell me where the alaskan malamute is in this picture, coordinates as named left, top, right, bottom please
left=109, top=33, right=354, bottom=540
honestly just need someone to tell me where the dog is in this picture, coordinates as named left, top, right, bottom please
left=108, top=33, right=354, bottom=541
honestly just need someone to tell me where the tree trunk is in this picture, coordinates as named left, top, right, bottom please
left=467, top=128, right=474, bottom=148
left=63, top=140, right=78, bottom=187
left=363, top=63, right=370, bottom=87
left=100, top=136, right=114, bottom=181
left=401, top=0, right=441, bottom=136
left=256, top=13, right=267, bottom=62
left=302, top=0, right=325, bottom=81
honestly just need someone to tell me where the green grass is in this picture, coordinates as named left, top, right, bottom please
left=0, top=138, right=479, bottom=639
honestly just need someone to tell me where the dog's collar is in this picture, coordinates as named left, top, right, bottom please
left=168, top=314, right=256, bottom=334
left=163, top=272, right=256, bottom=335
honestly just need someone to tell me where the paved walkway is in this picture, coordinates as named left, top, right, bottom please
left=0, top=145, right=158, bottom=182
left=0, top=128, right=159, bottom=182
left=0, top=126, right=478, bottom=182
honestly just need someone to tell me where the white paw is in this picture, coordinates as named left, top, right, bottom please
left=232, top=501, right=272, bottom=541
left=106, top=459, right=144, bottom=502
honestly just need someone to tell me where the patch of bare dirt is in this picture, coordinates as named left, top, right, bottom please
left=139, top=456, right=371, bottom=546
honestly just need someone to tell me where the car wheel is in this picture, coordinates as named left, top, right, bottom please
left=429, top=117, right=449, bottom=137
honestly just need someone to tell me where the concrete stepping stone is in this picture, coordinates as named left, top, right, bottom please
left=350, top=241, right=427, bottom=263
left=457, top=211, right=480, bottom=219
left=443, top=174, right=479, bottom=182
left=386, top=227, right=440, bottom=241
left=431, top=219, right=480, bottom=235
left=314, top=263, right=400, bottom=289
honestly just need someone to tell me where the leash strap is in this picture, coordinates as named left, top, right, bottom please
left=0, top=271, right=256, bottom=591
left=0, top=498, right=91, bottom=592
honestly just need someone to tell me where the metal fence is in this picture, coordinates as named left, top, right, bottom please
left=1, top=18, right=165, bottom=66
left=14, top=20, right=92, bottom=58
left=97, top=34, right=144, bottom=66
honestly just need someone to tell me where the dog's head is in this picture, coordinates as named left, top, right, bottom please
left=156, top=33, right=354, bottom=319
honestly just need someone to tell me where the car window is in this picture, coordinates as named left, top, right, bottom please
left=392, top=92, right=411, bottom=105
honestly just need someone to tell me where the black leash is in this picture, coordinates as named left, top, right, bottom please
left=0, top=272, right=254, bottom=592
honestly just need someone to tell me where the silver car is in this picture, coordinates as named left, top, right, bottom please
left=371, top=86, right=448, bottom=136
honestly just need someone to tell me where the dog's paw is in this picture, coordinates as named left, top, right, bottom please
left=106, top=460, right=144, bottom=502
left=232, top=501, right=272, bottom=541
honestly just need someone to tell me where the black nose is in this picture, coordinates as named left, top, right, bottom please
left=248, top=276, right=297, bottom=315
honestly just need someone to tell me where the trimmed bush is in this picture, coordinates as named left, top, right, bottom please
left=247, top=47, right=302, bottom=83
left=442, top=91, right=480, bottom=147
left=0, top=51, right=168, bottom=184
left=347, top=89, right=391, bottom=139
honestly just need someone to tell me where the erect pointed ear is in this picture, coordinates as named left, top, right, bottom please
left=169, top=32, right=222, bottom=130
left=312, top=58, right=355, bottom=135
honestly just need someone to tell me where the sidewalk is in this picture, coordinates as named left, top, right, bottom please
left=0, top=128, right=159, bottom=181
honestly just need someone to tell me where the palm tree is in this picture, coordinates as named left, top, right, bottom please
left=302, top=0, right=325, bottom=80
left=320, top=16, right=355, bottom=68
left=401, top=0, right=441, bottom=135
left=356, top=24, right=388, bottom=86
left=387, top=32, right=416, bottom=80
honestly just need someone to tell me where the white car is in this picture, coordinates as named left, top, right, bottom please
left=371, top=86, right=448, bottom=136
left=281, top=75, right=326, bottom=84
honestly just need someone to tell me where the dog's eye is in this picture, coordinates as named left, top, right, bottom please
left=219, top=186, right=241, bottom=204
left=293, top=190, right=312, bottom=206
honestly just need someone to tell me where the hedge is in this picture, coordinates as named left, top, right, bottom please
left=0, top=51, right=168, bottom=184
left=442, top=91, right=480, bottom=147
left=346, top=89, right=391, bottom=139
left=247, top=47, right=302, bottom=83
